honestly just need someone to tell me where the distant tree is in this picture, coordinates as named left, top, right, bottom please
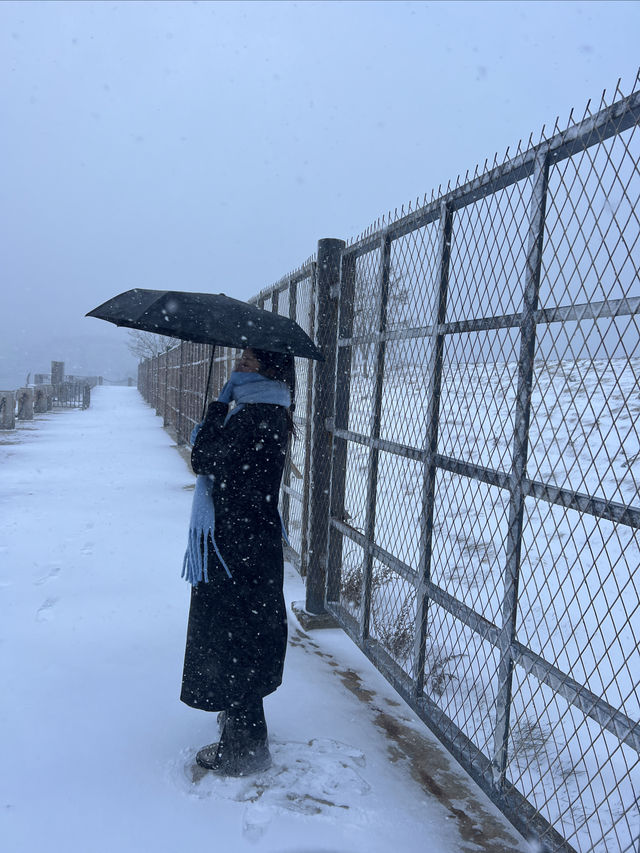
left=126, top=330, right=175, bottom=360
left=352, top=264, right=412, bottom=377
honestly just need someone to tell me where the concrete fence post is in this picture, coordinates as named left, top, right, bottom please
left=16, top=388, right=34, bottom=420
left=0, top=392, right=16, bottom=429
left=34, top=387, right=48, bottom=413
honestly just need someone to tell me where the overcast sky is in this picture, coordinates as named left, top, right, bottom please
left=1, top=0, right=639, bottom=384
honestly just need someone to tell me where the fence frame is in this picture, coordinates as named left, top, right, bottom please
left=321, top=89, right=640, bottom=852
left=137, top=85, right=640, bottom=853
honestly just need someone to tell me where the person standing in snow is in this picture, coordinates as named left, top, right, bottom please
left=180, top=347, right=294, bottom=776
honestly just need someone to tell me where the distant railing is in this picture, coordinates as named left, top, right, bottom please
left=1, top=380, right=93, bottom=430
left=51, top=382, right=91, bottom=409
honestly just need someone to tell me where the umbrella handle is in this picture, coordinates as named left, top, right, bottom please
left=202, top=346, right=216, bottom=420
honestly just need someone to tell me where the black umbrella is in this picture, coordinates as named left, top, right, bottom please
left=86, top=288, right=323, bottom=361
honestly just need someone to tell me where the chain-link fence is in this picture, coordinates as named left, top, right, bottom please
left=138, top=80, right=639, bottom=852
left=137, top=261, right=318, bottom=572
left=251, top=263, right=318, bottom=573
left=139, top=341, right=221, bottom=444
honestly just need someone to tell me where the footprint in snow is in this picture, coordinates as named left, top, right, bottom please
left=36, top=597, right=59, bottom=622
left=171, top=738, right=370, bottom=840
left=34, top=566, right=61, bottom=585
left=81, top=543, right=94, bottom=556
left=241, top=802, right=272, bottom=842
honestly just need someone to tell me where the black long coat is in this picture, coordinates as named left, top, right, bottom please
left=180, top=401, right=289, bottom=711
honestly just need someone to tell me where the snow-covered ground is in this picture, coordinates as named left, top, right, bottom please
left=0, top=386, right=529, bottom=853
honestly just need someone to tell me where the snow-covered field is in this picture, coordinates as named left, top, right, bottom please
left=0, top=386, right=530, bottom=853
left=333, top=356, right=640, bottom=853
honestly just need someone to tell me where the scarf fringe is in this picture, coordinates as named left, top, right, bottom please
left=182, top=514, right=290, bottom=587
left=182, top=527, right=232, bottom=587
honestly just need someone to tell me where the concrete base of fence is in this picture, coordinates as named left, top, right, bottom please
left=16, top=388, right=34, bottom=420
left=0, top=392, right=16, bottom=429
left=290, top=600, right=339, bottom=630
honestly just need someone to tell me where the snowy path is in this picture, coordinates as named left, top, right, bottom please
left=0, top=387, right=528, bottom=853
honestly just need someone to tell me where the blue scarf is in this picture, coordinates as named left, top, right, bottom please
left=182, top=372, right=291, bottom=586
left=217, top=371, right=291, bottom=420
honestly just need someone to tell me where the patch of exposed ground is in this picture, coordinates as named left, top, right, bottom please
left=291, top=624, right=528, bottom=853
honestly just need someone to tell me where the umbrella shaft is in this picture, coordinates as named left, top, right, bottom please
left=202, top=347, right=216, bottom=420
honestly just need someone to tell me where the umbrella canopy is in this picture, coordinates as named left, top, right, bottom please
left=86, top=288, right=324, bottom=360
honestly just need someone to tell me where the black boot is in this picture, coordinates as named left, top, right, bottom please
left=196, top=697, right=271, bottom=776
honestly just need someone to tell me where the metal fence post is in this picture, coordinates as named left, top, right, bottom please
left=156, top=354, right=162, bottom=415
left=412, top=201, right=453, bottom=693
left=491, top=150, right=550, bottom=788
left=175, top=343, right=184, bottom=441
left=359, top=232, right=391, bottom=641
left=163, top=351, right=170, bottom=426
left=306, top=238, right=345, bottom=614
left=153, top=357, right=159, bottom=411
left=326, top=251, right=356, bottom=603
left=281, top=280, right=295, bottom=532
left=300, top=264, right=317, bottom=578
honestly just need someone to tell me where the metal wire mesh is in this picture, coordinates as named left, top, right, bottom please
left=325, top=78, right=640, bottom=853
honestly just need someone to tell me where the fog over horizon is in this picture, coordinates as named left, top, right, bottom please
left=1, top=0, right=638, bottom=389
